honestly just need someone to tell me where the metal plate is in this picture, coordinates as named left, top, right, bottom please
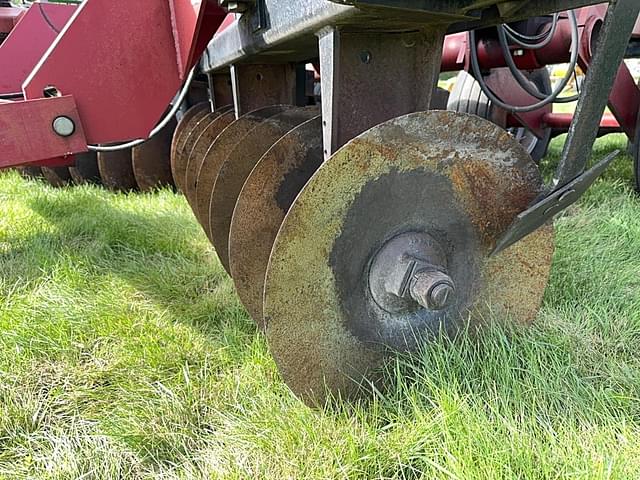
left=209, top=106, right=319, bottom=274
left=41, top=166, right=72, bottom=188
left=229, top=115, right=323, bottom=328
left=193, top=105, right=292, bottom=246
left=97, top=149, right=137, bottom=192
left=0, top=2, right=75, bottom=95
left=170, top=103, right=209, bottom=191
left=184, top=107, right=234, bottom=207
left=263, top=111, right=555, bottom=405
left=69, top=151, right=101, bottom=185
left=132, top=117, right=177, bottom=192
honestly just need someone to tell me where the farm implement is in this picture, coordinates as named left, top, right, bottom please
left=1, top=0, right=639, bottom=404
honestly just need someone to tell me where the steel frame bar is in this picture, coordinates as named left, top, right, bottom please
left=201, top=0, right=607, bottom=73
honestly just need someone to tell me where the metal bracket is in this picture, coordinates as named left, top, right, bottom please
left=230, top=63, right=297, bottom=117
left=492, top=151, right=618, bottom=255
left=493, top=0, right=640, bottom=255
left=317, top=26, right=445, bottom=158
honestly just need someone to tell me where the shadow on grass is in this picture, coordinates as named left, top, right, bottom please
left=6, top=187, right=256, bottom=342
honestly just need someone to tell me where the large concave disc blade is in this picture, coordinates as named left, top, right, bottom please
left=229, top=116, right=323, bottom=328
left=170, top=103, right=209, bottom=192
left=97, top=149, right=138, bottom=192
left=193, top=105, right=292, bottom=247
left=42, top=166, right=73, bottom=188
left=184, top=108, right=234, bottom=208
left=209, top=106, right=319, bottom=274
left=132, top=117, right=177, bottom=191
left=69, top=151, right=101, bottom=185
left=263, top=111, right=555, bottom=405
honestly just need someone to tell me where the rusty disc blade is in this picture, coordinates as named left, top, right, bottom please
left=184, top=107, right=234, bottom=207
left=172, top=109, right=222, bottom=193
left=263, top=111, right=555, bottom=405
left=229, top=116, right=323, bottom=328
left=97, top=149, right=138, bottom=192
left=18, top=166, right=43, bottom=180
left=193, top=105, right=292, bottom=247
left=132, top=117, right=177, bottom=192
left=69, top=151, right=101, bottom=185
left=209, top=106, right=319, bottom=274
left=170, top=103, right=209, bottom=191
left=42, top=166, right=73, bottom=188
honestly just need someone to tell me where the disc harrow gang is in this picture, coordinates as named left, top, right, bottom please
left=171, top=104, right=215, bottom=193
left=184, top=107, right=234, bottom=205
left=191, top=105, right=291, bottom=243
left=229, top=115, right=323, bottom=328
left=172, top=103, right=555, bottom=405
left=209, top=106, right=319, bottom=274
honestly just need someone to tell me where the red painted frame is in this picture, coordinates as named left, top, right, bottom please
left=441, top=6, right=640, bottom=143
left=0, top=2, right=76, bottom=95
left=0, top=0, right=226, bottom=169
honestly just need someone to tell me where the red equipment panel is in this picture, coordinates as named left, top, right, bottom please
left=0, top=3, right=76, bottom=95
left=0, top=96, right=86, bottom=168
left=0, top=6, right=23, bottom=35
left=22, top=0, right=226, bottom=145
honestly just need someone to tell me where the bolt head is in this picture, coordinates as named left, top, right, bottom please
left=428, top=282, right=455, bottom=310
left=52, top=116, right=75, bottom=137
left=410, top=270, right=456, bottom=311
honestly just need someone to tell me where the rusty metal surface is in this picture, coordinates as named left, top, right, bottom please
left=132, top=117, right=177, bottom=192
left=184, top=107, right=234, bottom=206
left=231, top=64, right=297, bottom=116
left=176, top=111, right=221, bottom=192
left=209, top=106, right=319, bottom=274
left=194, top=105, right=291, bottom=246
left=42, top=166, right=72, bottom=188
left=97, top=149, right=137, bottom=192
left=170, top=104, right=211, bottom=192
left=263, top=111, right=555, bottom=405
left=319, top=28, right=444, bottom=157
left=229, top=115, right=323, bottom=328
left=69, top=151, right=101, bottom=185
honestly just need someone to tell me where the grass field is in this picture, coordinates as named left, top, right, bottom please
left=1, top=134, right=640, bottom=479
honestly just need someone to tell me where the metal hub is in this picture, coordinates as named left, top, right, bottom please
left=368, top=232, right=455, bottom=314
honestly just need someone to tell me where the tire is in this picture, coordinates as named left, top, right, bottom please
left=447, top=69, right=552, bottom=163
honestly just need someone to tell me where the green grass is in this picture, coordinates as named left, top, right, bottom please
left=1, top=134, right=640, bottom=479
